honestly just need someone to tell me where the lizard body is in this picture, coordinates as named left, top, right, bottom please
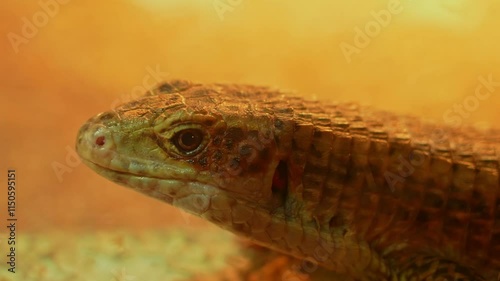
left=76, top=80, right=500, bottom=280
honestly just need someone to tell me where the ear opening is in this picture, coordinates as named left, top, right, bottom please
left=271, top=160, right=288, bottom=202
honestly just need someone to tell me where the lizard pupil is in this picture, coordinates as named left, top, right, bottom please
left=174, top=129, right=203, bottom=153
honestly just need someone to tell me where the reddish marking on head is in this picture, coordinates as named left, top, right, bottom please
left=95, top=136, right=106, bottom=146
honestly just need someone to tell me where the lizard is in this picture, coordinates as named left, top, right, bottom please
left=76, top=79, right=500, bottom=280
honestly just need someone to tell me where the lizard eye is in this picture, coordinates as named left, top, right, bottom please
left=172, top=128, right=205, bottom=155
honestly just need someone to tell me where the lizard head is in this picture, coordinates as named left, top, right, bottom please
left=76, top=80, right=293, bottom=235
left=77, top=80, right=378, bottom=273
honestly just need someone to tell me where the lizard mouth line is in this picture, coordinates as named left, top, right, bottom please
left=80, top=158, right=219, bottom=208
left=79, top=158, right=221, bottom=200
left=82, top=158, right=154, bottom=179
left=80, top=158, right=193, bottom=184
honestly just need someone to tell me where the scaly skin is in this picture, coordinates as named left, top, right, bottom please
left=76, top=80, right=500, bottom=280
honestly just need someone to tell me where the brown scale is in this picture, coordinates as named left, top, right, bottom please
left=307, top=127, right=335, bottom=221
left=289, top=120, right=314, bottom=197
left=322, top=132, right=352, bottom=225
left=443, top=161, right=475, bottom=252
left=301, top=120, right=335, bottom=214
left=348, top=134, right=376, bottom=237
left=364, top=131, right=413, bottom=244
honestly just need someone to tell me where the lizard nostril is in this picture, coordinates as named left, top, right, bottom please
left=89, top=125, right=113, bottom=149
left=95, top=136, right=106, bottom=146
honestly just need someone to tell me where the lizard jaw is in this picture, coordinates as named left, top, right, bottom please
left=80, top=158, right=223, bottom=217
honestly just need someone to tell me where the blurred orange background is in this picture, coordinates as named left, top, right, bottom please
left=1, top=0, right=500, bottom=234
